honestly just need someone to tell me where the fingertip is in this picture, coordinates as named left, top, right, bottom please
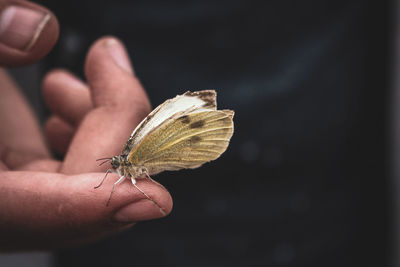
left=112, top=179, right=173, bottom=222
left=42, top=69, right=69, bottom=101
left=0, top=1, right=59, bottom=67
left=43, top=69, right=92, bottom=126
left=91, top=175, right=173, bottom=222
left=156, top=184, right=174, bottom=216
left=84, top=36, right=134, bottom=77
left=84, top=36, right=150, bottom=113
left=43, top=68, right=87, bottom=98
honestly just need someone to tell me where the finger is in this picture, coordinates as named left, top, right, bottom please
left=0, top=171, right=172, bottom=250
left=43, top=69, right=92, bottom=127
left=0, top=69, right=50, bottom=168
left=0, top=0, right=59, bottom=67
left=61, top=37, right=151, bottom=174
left=84, top=37, right=149, bottom=111
left=17, top=158, right=61, bottom=172
left=45, top=115, right=74, bottom=156
left=0, top=146, right=51, bottom=170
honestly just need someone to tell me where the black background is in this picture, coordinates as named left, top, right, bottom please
left=33, top=0, right=392, bottom=266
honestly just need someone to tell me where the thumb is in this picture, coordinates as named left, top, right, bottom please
left=0, top=0, right=58, bottom=67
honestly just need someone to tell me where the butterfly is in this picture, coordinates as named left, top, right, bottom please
left=95, top=90, right=234, bottom=209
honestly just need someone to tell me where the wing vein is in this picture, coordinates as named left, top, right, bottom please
left=155, top=126, right=233, bottom=153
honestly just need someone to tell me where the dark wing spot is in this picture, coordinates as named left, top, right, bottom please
left=190, top=120, right=205, bottom=128
left=179, top=115, right=191, bottom=124
left=190, top=136, right=202, bottom=143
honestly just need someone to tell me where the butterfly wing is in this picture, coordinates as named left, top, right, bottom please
left=128, top=110, right=234, bottom=175
left=121, top=90, right=217, bottom=155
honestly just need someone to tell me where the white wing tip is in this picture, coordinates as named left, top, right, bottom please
left=183, top=89, right=217, bottom=109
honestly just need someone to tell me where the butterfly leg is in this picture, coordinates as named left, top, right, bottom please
left=144, top=170, right=153, bottom=181
left=94, top=169, right=118, bottom=189
left=142, top=167, right=159, bottom=185
left=106, top=175, right=126, bottom=206
left=131, top=178, right=166, bottom=216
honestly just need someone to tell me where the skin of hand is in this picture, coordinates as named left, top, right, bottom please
left=0, top=0, right=172, bottom=251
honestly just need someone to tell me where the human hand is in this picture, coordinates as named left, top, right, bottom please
left=0, top=1, right=172, bottom=251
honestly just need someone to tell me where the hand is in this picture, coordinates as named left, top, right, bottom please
left=0, top=0, right=172, bottom=251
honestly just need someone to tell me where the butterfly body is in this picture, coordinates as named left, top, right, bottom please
left=110, top=155, right=146, bottom=181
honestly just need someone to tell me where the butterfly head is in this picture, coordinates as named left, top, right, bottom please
left=110, top=156, right=122, bottom=169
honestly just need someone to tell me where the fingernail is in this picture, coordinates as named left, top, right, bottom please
left=105, top=38, right=134, bottom=74
left=0, top=6, right=50, bottom=51
left=113, top=200, right=166, bottom=223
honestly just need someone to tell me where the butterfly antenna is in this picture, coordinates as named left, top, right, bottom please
left=96, top=157, right=112, bottom=161
left=96, top=157, right=112, bottom=166
left=99, top=159, right=112, bottom=166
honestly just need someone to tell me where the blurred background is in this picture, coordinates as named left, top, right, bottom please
left=1, top=0, right=393, bottom=266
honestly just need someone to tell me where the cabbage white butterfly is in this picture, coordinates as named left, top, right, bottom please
left=95, top=90, right=234, bottom=210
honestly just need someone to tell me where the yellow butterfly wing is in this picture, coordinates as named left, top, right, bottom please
left=128, top=110, right=234, bottom=175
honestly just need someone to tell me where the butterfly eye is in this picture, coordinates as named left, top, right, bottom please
left=111, top=156, right=120, bottom=169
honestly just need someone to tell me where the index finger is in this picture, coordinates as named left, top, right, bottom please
left=60, top=37, right=151, bottom=174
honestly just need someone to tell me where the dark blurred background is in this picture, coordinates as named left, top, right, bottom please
left=7, top=0, right=394, bottom=266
